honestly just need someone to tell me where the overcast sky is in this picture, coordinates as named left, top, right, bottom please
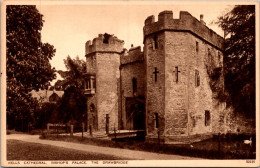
left=36, top=2, right=234, bottom=84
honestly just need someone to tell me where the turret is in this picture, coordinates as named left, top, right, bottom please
left=85, top=33, right=124, bottom=56
left=85, top=33, right=124, bottom=132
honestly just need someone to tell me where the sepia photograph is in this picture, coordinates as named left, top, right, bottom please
left=1, top=0, right=259, bottom=167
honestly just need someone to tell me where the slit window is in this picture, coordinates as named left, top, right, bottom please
left=218, top=51, right=221, bottom=62
left=153, top=35, right=158, bottom=49
left=205, top=110, right=210, bottom=126
left=86, top=79, right=91, bottom=89
left=154, top=113, right=159, bottom=128
left=132, top=78, right=137, bottom=96
left=195, top=70, right=200, bottom=87
left=208, top=48, right=212, bottom=64
left=196, top=41, right=199, bottom=52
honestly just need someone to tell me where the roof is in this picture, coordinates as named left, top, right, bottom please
left=31, top=89, right=64, bottom=103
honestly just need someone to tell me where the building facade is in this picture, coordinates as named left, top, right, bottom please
left=84, top=11, right=227, bottom=143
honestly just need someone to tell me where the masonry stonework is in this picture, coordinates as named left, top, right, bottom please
left=83, top=10, right=234, bottom=143
left=143, top=10, right=225, bottom=142
left=120, top=46, right=146, bottom=130
left=85, top=34, right=124, bottom=131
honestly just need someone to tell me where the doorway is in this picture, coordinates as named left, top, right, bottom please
left=125, top=98, right=145, bottom=130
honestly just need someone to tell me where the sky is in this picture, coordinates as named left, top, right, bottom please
left=36, top=2, right=234, bottom=85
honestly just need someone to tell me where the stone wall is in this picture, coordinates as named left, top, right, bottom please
left=164, top=31, right=189, bottom=136
left=224, top=107, right=256, bottom=135
left=121, top=46, right=144, bottom=65
left=85, top=45, right=97, bottom=130
left=85, top=34, right=124, bottom=131
left=120, top=62, right=145, bottom=128
left=95, top=53, right=121, bottom=131
left=186, top=34, right=215, bottom=135
left=86, top=95, right=98, bottom=130
left=85, top=34, right=124, bottom=55
left=145, top=32, right=166, bottom=135
left=86, top=54, right=96, bottom=74
left=144, top=10, right=225, bottom=142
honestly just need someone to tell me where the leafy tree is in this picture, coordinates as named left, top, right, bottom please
left=55, top=56, right=87, bottom=124
left=34, top=102, right=58, bottom=129
left=57, top=86, right=87, bottom=125
left=6, top=5, right=56, bottom=130
left=216, top=5, right=255, bottom=118
left=55, top=56, right=86, bottom=90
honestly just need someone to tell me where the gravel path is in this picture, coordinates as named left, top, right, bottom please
left=6, top=134, right=201, bottom=160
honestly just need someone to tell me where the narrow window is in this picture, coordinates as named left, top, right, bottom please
left=132, top=78, right=137, bottom=96
left=208, top=48, right=211, bottom=64
left=196, top=41, right=199, bottom=52
left=218, top=51, right=221, bottom=62
left=83, top=80, right=87, bottom=90
left=195, top=70, right=200, bottom=87
left=154, top=113, right=159, bottom=128
left=153, top=35, right=158, bottom=49
left=86, top=79, right=91, bottom=89
left=192, top=117, right=196, bottom=127
left=90, top=103, right=95, bottom=113
left=205, top=110, right=210, bottom=126
left=93, top=77, right=96, bottom=89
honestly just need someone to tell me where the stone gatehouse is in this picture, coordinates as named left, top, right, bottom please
left=83, top=10, right=227, bottom=143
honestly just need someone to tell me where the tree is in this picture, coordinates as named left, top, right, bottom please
left=216, top=5, right=255, bottom=118
left=34, top=102, right=58, bottom=129
left=6, top=5, right=56, bottom=130
left=55, top=55, right=86, bottom=90
left=55, top=56, right=87, bottom=124
left=57, top=86, right=87, bottom=125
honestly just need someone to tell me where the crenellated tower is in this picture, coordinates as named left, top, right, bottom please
left=143, top=11, right=224, bottom=143
left=85, top=33, right=124, bottom=131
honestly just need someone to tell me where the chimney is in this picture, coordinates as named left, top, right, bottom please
left=200, top=14, right=206, bottom=25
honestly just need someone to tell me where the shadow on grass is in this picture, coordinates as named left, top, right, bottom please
left=40, top=133, right=256, bottom=159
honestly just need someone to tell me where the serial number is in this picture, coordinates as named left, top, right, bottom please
left=246, top=160, right=255, bottom=163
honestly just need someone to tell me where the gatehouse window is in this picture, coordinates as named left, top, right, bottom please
left=153, top=35, right=158, bottom=49
left=208, top=48, right=212, bottom=64
left=93, top=77, right=96, bottom=89
left=132, top=78, right=137, bottom=96
left=195, top=70, right=200, bottom=87
left=86, top=79, right=91, bottom=89
left=90, top=103, right=95, bottom=113
left=196, top=41, right=199, bottom=52
left=205, top=110, right=210, bottom=126
left=154, top=113, right=159, bottom=128
left=218, top=51, right=221, bottom=63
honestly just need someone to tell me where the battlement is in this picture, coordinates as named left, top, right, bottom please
left=144, top=11, right=224, bottom=50
left=120, top=46, right=144, bottom=65
left=85, top=33, right=124, bottom=56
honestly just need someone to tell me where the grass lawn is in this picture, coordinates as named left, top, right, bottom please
left=7, top=139, right=128, bottom=160
left=41, top=134, right=256, bottom=159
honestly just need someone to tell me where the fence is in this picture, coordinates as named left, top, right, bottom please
left=46, top=123, right=86, bottom=136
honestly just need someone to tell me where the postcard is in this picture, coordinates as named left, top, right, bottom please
left=1, top=0, right=259, bottom=167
